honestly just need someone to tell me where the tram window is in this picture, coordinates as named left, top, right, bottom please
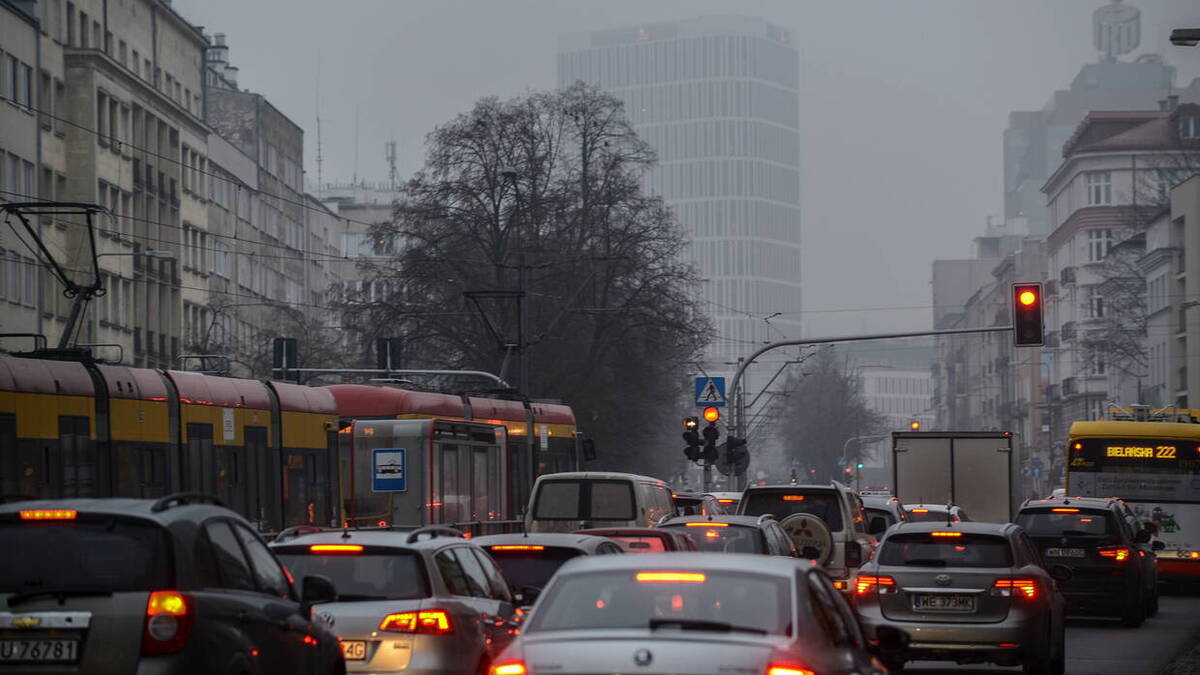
left=59, top=416, right=94, bottom=497
left=440, top=445, right=462, bottom=523
left=284, top=452, right=319, bottom=527
left=186, top=423, right=214, bottom=494
left=472, top=448, right=489, bottom=521
left=0, top=414, right=17, bottom=495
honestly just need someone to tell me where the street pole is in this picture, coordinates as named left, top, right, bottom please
left=731, top=356, right=745, bottom=491
left=518, top=252, right=529, bottom=397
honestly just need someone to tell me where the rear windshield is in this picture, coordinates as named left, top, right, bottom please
left=275, top=549, right=429, bottom=600
left=608, top=535, right=670, bottom=553
left=740, top=491, right=844, bottom=532
left=487, top=547, right=581, bottom=590
left=865, top=507, right=896, bottom=527
left=533, top=480, right=635, bottom=521
left=905, top=508, right=954, bottom=523
left=528, top=569, right=791, bottom=635
left=662, top=524, right=763, bottom=554
left=1016, top=510, right=1113, bottom=537
left=673, top=497, right=703, bottom=516
left=0, top=518, right=172, bottom=593
left=879, top=533, right=1013, bottom=568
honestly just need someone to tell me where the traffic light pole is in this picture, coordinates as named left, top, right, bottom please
left=727, top=325, right=1017, bottom=460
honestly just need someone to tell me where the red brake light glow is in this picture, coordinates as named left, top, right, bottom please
left=142, top=591, right=194, bottom=655
left=767, top=665, right=816, bottom=675
left=854, top=575, right=896, bottom=595
left=992, top=578, right=1039, bottom=599
left=1098, top=546, right=1131, bottom=562
left=1051, top=508, right=1079, bottom=513
left=490, top=545, right=545, bottom=551
left=19, top=510, right=77, bottom=520
left=379, top=609, right=453, bottom=634
left=781, top=495, right=806, bottom=501
left=492, top=662, right=527, bottom=675
left=310, top=544, right=363, bottom=554
left=931, top=531, right=962, bottom=537
left=685, top=522, right=727, bottom=527
left=636, top=572, right=706, bottom=583
left=910, top=508, right=929, bottom=513
left=717, top=499, right=734, bottom=504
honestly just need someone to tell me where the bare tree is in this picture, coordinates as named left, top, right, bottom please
left=351, top=83, right=709, bottom=475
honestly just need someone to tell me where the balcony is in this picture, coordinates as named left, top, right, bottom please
left=1062, top=377, right=1078, bottom=396
left=1060, top=267, right=1077, bottom=285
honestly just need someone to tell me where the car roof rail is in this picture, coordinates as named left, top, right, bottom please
left=405, top=525, right=464, bottom=544
left=150, top=492, right=227, bottom=513
left=655, top=514, right=675, bottom=526
left=273, top=525, right=324, bottom=543
left=757, top=513, right=776, bottom=524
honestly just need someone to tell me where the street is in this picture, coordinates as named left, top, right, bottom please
left=906, top=595, right=1200, bottom=675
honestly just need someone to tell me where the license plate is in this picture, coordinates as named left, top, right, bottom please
left=0, top=639, right=79, bottom=663
left=340, top=640, right=367, bottom=660
left=912, top=594, right=976, bottom=612
left=1044, top=548, right=1086, bottom=558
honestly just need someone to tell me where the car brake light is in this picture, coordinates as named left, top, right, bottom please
left=766, top=665, right=815, bottom=675
left=717, top=499, right=734, bottom=504
left=854, top=575, right=896, bottom=596
left=492, top=662, right=527, bottom=675
left=931, top=531, right=961, bottom=537
left=1051, top=508, right=1079, bottom=513
left=310, top=544, right=363, bottom=554
left=379, top=609, right=454, bottom=634
left=685, top=522, right=727, bottom=527
left=490, top=545, right=545, bottom=551
left=1098, top=546, right=1131, bottom=562
left=636, top=572, right=706, bottom=583
left=910, top=508, right=929, bottom=513
left=19, top=510, right=77, bottom=520
left=781, top=495, right=806, bottom=501
left=142, top=591, right=194, bottom=655
left=992, top=578, right=1039, bottom=600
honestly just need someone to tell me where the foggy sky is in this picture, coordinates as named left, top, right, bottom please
left=174, top=0, right=1200, bottom=340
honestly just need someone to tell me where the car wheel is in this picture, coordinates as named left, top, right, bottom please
left=1121, top=594, right=1146, bottom=628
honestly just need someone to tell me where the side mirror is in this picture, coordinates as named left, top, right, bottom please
left=868, top=517, right=889, bottom=535
left=1133, top=529, right=1151, bottom=544
left=874, top=625, right=910, bottom=654
left=1152, top=540, right=1166, bottom=552
left=300, top=574, right=337, bottom=615
left=1047, top=564, right=1072, bottom=583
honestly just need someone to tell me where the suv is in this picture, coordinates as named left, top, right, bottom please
left=738, top=482, right=876, bottom=591
left=272, top=526, right=519, bottom=673
left=0, top=495, right=342, bottom=674
left=861, top=495, right=909, bottom=533
left=658, top=515, right=797, bottom=556
left=1016, top=496, right=1158, bottom=626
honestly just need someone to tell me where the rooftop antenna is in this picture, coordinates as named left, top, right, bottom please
left=353, top=105, right=360, bottom=187
left=385, top=141, right=398, bottom=191
left=315, top=66, right=324, bottom=191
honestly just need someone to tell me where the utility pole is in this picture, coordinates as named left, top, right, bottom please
left=731, top=356, right=746, bottom=491
left=518, top=252, right=529, bottom=397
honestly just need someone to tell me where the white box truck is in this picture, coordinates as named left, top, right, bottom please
left=892, top=431, right=1015, bottom=524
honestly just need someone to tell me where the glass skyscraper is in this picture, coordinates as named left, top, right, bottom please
left=558, top=16, right=802, bottom=371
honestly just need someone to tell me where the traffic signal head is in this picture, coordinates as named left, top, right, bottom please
left=909, top=420, right=921, bottom=431
left=683, top=416, right=699, bottom=431
left=702, top=406, right=721, bottom=423
left=1012, top=282, right=1044, bottom=346
left=702, top=424, right=720, bottom=444
left=856, top=462, right=864, bottom=469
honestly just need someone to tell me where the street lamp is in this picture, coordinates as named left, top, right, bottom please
left=89, top=249, right=174, bottom=348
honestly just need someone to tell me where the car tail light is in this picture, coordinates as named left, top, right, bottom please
left=854, top=575, right=896, bottom=596
left=931, top=531, right=961, bottom=537
left=845, top=541, right=863, bottom=568
left=910, top=508, right=929, bottom=513
left=1098, top=546, right=1131, bottom=562
left=310, top=544, right=363, bottom=554
left=492, top=661, right=527, bottom=675
left=142, top=591, right=194, bottom=655
left=781, top=495, right=806, bottom=501
left=685, top=522, right=728, bottom=527
left=992, top=578, right=1039, bottom=600
left=490, top=545, right=545, bottom=551
left=766, top=664, right=815, bottom=675
left=379, top=609, right=454, bottom=634
left=635, top=572, right=706, bottom=583
left=19, top=509, right=77, bottom=520
left=1051, top=508, right=1079, bottom=513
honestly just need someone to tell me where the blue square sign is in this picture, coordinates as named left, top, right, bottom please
left=372, top=448, right=407, bottom=493
left=694, top=377, right=726, bottom=407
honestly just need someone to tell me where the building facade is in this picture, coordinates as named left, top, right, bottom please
left=557, top=16, right=802, bottom=372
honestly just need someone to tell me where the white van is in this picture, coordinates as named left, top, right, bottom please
left=525, top=472, right=675, bottom=533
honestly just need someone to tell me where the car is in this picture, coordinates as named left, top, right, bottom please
left=738, top=482, right=877, bottom=592
left=0, top=494, right=342, bottom=674
left=904, top=503, right=972, bottom=523
left=852, top=521, right=1066, bottom=674
left=524, top=472, right=674, bottom=533
left=472, top=532, right=624, bottom=602
left=705, top=491, right=743, bottom=511
left=489, top=552, right=901, bottom=675
left=575, top=526, right=699, bottom=553
left=1016, top=496, right=1158, bottom=626
left=671, top=491, right=726, bottom=516
left=658, top=515, right=797, bottom=556
left=862, top=495, right=909, bottom=534
left=271, top=525, right=518, bottom=674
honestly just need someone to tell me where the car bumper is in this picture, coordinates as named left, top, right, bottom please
left=342, top=634, right=478, bottom=674
left=1057, top=578, right=1138, bottom=615
left=859, top=610, right=1047, bottom=664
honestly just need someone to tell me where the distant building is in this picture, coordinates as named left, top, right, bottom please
left=557, top=16, right=802, bottom=373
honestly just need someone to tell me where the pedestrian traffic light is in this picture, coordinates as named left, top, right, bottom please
left=856, top=462, right=864, bottom=469
left=1012, top=282, right=1044, bottom=346
left=909, top=420, right=920, bottom=431
left=702, top=406, right=721, bottom=423
left=682, top=417, right=701, bottom=462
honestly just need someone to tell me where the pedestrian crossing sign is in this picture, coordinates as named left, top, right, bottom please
left=694, top=377, right=727, bottom=407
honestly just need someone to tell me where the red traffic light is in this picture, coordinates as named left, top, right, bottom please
left=1012, top=283, right=1044, bottom=347
left=702, top=407, right=721, bottom=423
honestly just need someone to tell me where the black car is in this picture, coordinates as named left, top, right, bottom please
left=1016, top=496, right=1158, bottom=626
left=0, top=494, right=343, bottom=674
left=658, top=514, right=797, bottom=556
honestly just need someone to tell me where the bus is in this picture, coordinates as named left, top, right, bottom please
left=1066, top=409, right=1200, bottom=583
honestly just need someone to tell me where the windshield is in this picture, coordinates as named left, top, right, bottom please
left=533, top=480, right=635, bottom=521
left=905, top=508, right=956, bottom=523
left=878, top=533, right=1013, bottom=568
left=0, top=518, right=171, bottom=593
left=661, top=524, right=763, bottom=554
left=740, top=491, right=844, bottom=532
left=528, top=570, right=791, bottom=635
left=275, top=549, right=429, bottom=600
left=607, top=535, right=670, bottom=553
left=865, top=507, right=896, bottom=526
left=1016, top=510, right=1113, bottom=537
left=487, top=547, right=582, bottom=590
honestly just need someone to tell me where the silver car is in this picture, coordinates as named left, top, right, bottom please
left=272, top=526, right=518, bottom=675
left=489, top=553, right=898, bottom=675
left=853, top=521, right=1066, bottom=674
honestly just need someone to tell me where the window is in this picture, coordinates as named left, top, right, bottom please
left=451, top=548, right=492, bottom=599
left=203, top=521, right=255, bottom=592
left=18, top=64, right=31, bottom=108
left=232, top=523, right=292, bottom=598
left=1086, top=171, right=1112, bottom=206
left=1182, top=116, right=1200, bottom=140
left=1088, top=229, right=1112, bottom=262
left=1087, top=286, right=1105, bottom=319
left=434, top=550, right=472, bottom=597
left=131, top=49, right=139, bottom=77
left=118, top=40, right=126, bottom=65
left=3, top=54, right=15, bottom=101
left=66, top=2, right=75, bottom=45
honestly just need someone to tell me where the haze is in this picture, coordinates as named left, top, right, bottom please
left=174, top=0, right=1200, bottom=337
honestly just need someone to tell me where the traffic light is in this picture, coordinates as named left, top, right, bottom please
left=701, top=422, right=720, bottom=463
left=909, top=420, right=921, bottom=431
left=702, top=406, right=721, bottom=423
left=1012, top=282, right=1044, bottom=346
left=856, top=462, right=864, bottom=469
left=726, top=436, right=749, bottom=476
left=682, top=417, right=701, bottom=462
